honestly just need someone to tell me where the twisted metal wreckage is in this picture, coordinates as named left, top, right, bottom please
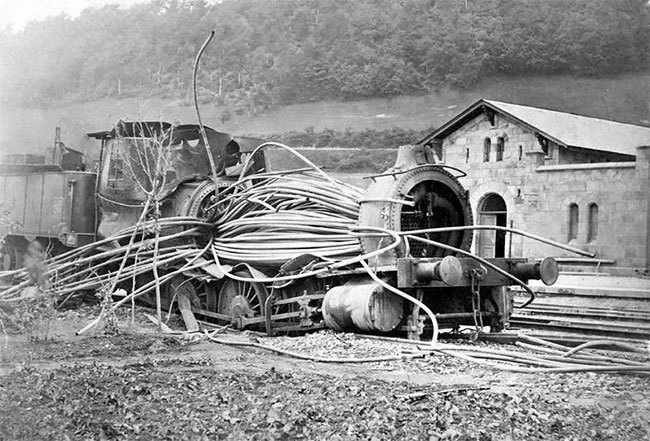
left=1, top=29, right=648, bottom=374
left=0, top=119, right=648, bottom=374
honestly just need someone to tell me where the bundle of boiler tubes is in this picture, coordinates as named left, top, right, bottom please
left=0, top=218, right=211, bottom=301
left=0, top=142, right=647, bottom=375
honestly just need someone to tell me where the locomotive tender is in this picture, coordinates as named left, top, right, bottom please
left=0, top=121, right=558, bottom=339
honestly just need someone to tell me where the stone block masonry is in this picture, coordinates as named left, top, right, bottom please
left=438, top=110, right=649, bottom=272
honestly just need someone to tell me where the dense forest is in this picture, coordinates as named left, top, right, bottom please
left=0, top=0, right=648, bottom=117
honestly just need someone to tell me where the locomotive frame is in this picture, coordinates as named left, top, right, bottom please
left=0, top=122, right=560, bottom=341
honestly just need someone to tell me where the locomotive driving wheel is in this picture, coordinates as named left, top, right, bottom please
left=182, top=181, right=220, bottom=220
left=167, top=276, right=218, bottom=311
left=217, top=269, right=268, bottom=330
left=138, top=274, right=216, bottom=313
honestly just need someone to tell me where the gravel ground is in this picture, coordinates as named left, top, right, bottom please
left=0, top=305, right=648, bottom=440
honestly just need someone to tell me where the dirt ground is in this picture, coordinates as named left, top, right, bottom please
left=0, top=305, right=648, bottom=441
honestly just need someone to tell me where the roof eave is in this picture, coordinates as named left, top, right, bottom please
left=566, top=144, right=636, bottom=159
left=418, top=99, right=568, bottom=149
left=418, top=99, right=487, bottom=144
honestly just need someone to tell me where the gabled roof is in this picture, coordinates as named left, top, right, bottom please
left=422, top=99, right=650, bottom=157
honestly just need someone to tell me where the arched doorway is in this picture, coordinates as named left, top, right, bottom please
left=477, top=194, right=507, bottom=258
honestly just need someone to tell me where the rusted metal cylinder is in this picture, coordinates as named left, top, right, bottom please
left=322, top=280, right=403, bottom=333
left=357, top=146, right=473, bottom=266
left=414, top=255, right=463, bottom=285
left=511, top=257, right=559, bottom=285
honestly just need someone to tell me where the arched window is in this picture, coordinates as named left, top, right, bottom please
left=587, top=203, right=598, bottom=242
left=568, top=203, right=579, bottom=241
left=483, top=138, right=491, bottom=162
left=496, top=137, right=505, bottom=162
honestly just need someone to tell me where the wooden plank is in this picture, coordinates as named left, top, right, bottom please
left=514, top=301, right=650, bottom=315
left=510, top=319, right=650, bottom=339
left=511, top=286, right=650, bottom=299
left=144, top=313, right=175, bottom=333
left=511, top=314, right=650, bottom=331
left=514, top=306, right=650, bottom=322
left=178, top=292, right=199, bottom=332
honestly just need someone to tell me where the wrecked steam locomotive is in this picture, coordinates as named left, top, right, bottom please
left=0, top=121, right=558, bottom=339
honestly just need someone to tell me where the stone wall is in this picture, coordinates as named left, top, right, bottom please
left=532, top=162, right=645, bottom=268
left=440, top=112, right=649, bottom=271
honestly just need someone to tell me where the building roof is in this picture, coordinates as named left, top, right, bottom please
left=423, top=99, right=650, bottom=157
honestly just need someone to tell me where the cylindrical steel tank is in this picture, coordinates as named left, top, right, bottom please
left=358, top=145, right=473, bottom=266
left=322, top=280, right=403, bottom=332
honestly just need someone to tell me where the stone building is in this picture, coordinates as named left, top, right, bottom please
left=420, top=99, right=650, bottom=275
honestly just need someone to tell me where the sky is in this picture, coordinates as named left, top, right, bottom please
left=0, top=0, right=150, bottom=31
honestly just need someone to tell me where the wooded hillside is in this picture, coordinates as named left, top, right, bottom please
left=0, top=0, right=648, bottom=114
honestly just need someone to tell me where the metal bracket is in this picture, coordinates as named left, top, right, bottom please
left=469, top=268, right=485, bottom=333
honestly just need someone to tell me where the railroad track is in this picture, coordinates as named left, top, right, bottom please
left=510, top=301, right=650, bottom=340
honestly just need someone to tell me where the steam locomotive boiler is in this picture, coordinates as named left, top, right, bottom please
left=82, top=123, right=558, bottom=338
left=0, top=121, right=558, bottom=341
left=175, top=142, right=558, bottom=340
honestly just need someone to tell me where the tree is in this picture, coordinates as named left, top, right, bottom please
left=1, top=0, right=648, bottom=106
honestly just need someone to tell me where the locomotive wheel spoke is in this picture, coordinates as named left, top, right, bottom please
left=217, top=270, right=267, bottom=330
left=192, top=279, right=217, bottom=312
left=142, top=275, right=217, bottom=313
